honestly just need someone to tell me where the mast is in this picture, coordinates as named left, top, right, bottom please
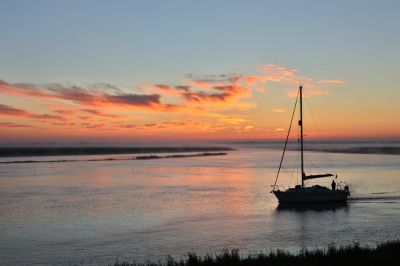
left=299, top=85, right=305, bottom=188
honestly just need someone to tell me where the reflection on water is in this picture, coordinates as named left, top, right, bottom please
left=0, top=147, right=400, bottom=265
left=276, top=202, right=348, bottom=212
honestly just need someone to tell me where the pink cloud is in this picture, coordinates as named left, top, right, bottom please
left=317, top=79, right=344, bottom=85
left=0, top=122, right=32, bottom=128
left=0, top=104, right=64, bottom=120
left=241, top=64, right=343, bottom=95
left=0, top=80, right=183, bottom=112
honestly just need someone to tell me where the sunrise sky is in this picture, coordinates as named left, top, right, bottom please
left=1, top=0, right=399, bottom=142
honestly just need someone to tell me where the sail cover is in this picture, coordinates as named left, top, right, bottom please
left=303, top=173, right=334, bottom=180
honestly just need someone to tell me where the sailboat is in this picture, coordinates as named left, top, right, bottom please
left=272, top=85, right=350, bottom=204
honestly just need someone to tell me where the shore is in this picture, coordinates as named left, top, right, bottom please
left=283, top=145, right=400, bottom=155
left=112, top=240, right=399, bottom=266
left=0, top=146, right=233, bottom=157
left=0, top=152, right=228, bottom=164
left=312, top=147, right=400, bottom=155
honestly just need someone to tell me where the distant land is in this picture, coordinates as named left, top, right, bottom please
left=0, top=152, right=228, bottom=164
left=1, top=142, right=400, bottom=158
left=0, top=147, right=234, bottom=157
left=224, top=140, right=400, bottom=155
left=304, top=147, right=400, bottom=155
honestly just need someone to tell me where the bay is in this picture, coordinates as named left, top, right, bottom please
left=1, top=143, right=400, bottom=265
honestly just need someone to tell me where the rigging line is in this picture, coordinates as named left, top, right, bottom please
left=304, top=98, right=336, bottom=172
left=280, top=166, right=293, bottom=178
left=272, top=89, right=300, bottom=189
left=280, top=166, right=297, bottom=187
left=309, top=159, right=331, bottom=176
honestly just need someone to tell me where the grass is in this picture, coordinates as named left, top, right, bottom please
left=112, top=240, right=400, bottom=266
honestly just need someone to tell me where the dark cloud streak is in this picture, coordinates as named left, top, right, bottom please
left=0, top=122, right=32, bottom=128
left=0, top=104, right=63, bottom=120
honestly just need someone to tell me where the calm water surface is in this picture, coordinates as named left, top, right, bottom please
left=1, top=145, right=400, bottom=265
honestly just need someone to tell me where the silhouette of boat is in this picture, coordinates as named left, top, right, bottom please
left=277, top=201, right=348, bottom=212
left=271, top=85, right=350, bottom=204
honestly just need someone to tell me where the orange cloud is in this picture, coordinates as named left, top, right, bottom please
left=0, top=80, right=57, bottom=99
left=317, top=79, right=344, bottom=85
left=142, top=74, right=254, bottom=111
left=241, top=64, right=343, bottom=96
left=242, top=64, right=297, bottom=87
left=151, top=84, right=179, bottom=95
left=0, top=122, right=32, bottom=128
left=0, top=80, right=181, bottom=112
left=182, top=84, right=250, bottom=103
left=0, top=64, right=345, bottom=140
left=0, top=103, right=63, bottom=120
left=81, top=109, right=118, bottom=118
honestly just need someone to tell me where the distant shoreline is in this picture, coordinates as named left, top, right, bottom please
left=1, top=145, right=399, bottom=158
left=0, top=146, right=234, bottom=158
left=303, top=147, right=400, bottom=155
left=0, top=152, right=228, bottom=164
left=274, top=146, right=400, bottom=155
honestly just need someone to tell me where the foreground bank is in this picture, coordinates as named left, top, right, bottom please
left=112, top=240, right=399, bottom=266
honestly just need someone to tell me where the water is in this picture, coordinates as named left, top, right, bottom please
left=1, top=144, right=400, bottom=265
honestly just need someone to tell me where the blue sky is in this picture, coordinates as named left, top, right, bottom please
left=1, top=0, right=399, bottom=85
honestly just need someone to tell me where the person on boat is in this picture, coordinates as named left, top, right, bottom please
left=331, top=180, right=336, bottom=190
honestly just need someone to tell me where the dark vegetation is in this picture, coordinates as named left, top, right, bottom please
left=281, top=145, right=400, bottom=155
left=112, top=240, right=400, bottom=266
left=288, top=146, right=400, bottom=155
left=326, top=147, right=400, bottom=155
left=0, top=152, right=228, bottom=164
left=0, top=146, right=233, bottom=157
left=136, top=152, right=227, bottom=160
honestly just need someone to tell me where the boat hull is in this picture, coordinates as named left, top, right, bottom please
left=273, top=188, right=349, bottom=203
